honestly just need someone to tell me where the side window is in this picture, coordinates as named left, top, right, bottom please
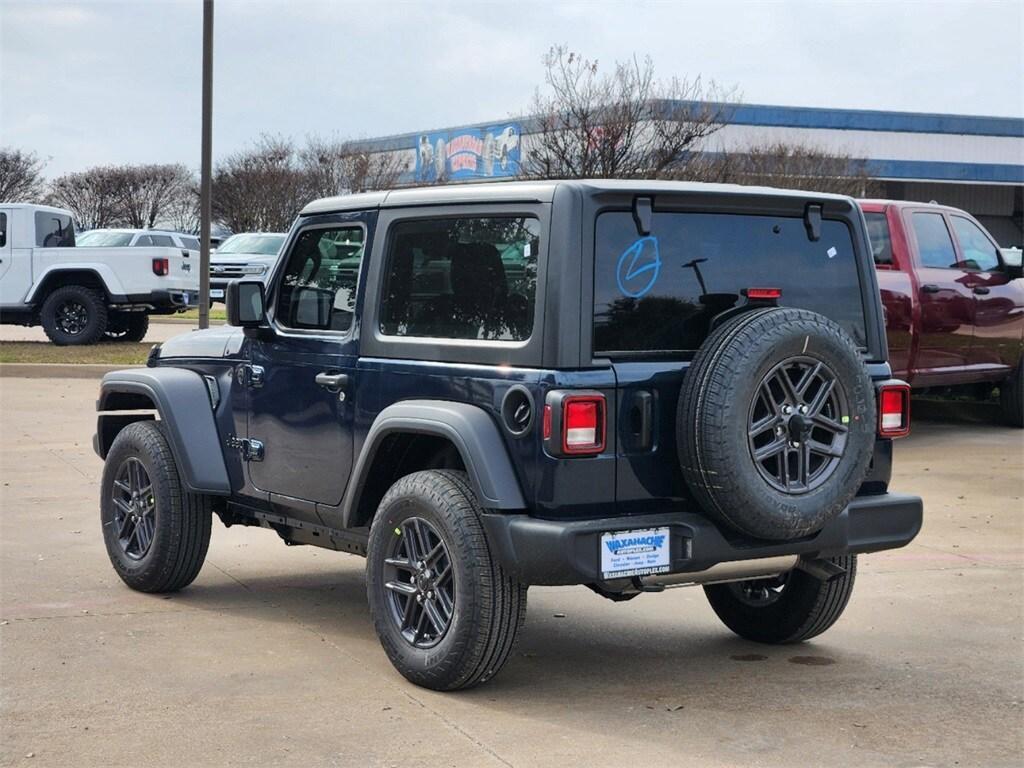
left=134, top=234, right=153, bottom=247
left=911, top=213, right=958, bottom=269
left=34, top=212, right=74, bottom=247
left=276, top=226, right=365, bottom=332
left=951, top=217, right=1000, bottom=272
left=182, top=236, right=201, bottom=250
left=150, top=234, right=176, bottom=247
left=0, top=212, right=7, bottom=247
left=379, top=216, right=540, bottom=341
left=864, top=212, right=893, bottom=266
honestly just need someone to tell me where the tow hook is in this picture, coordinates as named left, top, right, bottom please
left=796, top=557, right=847, bottom=582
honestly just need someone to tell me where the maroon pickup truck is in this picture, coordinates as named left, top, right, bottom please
left=860, top=200, right=1024, bottom=426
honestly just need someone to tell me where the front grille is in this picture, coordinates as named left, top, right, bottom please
left=209, top=262, right=265, bottom=277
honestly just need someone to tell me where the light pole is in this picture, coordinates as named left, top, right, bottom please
left=198, top=0, right=214, bottom=329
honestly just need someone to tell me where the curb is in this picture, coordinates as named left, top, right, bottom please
left=0, top=363, right=142, bottom=379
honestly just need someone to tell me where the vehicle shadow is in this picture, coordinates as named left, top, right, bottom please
left=169, top=562, right=889, bottom=694
left=910, top=395, right=1003, bottom=426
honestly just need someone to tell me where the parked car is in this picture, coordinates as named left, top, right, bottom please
left=861, top=200, right=1024, bottom=426
left=95, top=181, right=922, bottom=690
left=208, top=232, right=287, bottom=301
left=77, top=228, right=201, bottom=252
left=0, top=204, right=197, bottom=344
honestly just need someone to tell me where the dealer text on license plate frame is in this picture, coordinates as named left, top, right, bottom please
left=600, top=527, right=671, bottom=579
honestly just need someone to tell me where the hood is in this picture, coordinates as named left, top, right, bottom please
left=155, top=324, right=245, bottom=360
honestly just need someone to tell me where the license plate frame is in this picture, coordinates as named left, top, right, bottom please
left=599, top=527, right=671, bottom=579
left=209, top=289, right=225, bottom=299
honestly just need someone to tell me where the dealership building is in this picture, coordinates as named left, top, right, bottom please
left=354, top=102, right=1024, bottom=246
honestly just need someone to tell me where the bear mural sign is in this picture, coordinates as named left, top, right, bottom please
left=415, top=123, right=522, bottom=182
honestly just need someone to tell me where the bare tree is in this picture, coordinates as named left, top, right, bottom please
left=47, top=167, right=123, bottom=229
left=301, top=136, right=409, bottom=196
left=211, top=135, right=310, bottom=232
left=0, top=147, right=47, bottom=202
left=112, top=163, right=196, bottom=228
left=686, top=141, right=881, bottom=197
left=521, top=46, right=737, bottom=180
left=163, top=181, right=201, bottom=233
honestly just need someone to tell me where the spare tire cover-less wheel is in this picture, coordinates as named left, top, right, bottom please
left=677, top=307, right=875, bottom=541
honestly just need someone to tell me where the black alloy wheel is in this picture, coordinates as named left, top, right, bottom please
left=55, top=299, right=90, bottom=336
left=748, top=356, right=849, bottom=494
left=382, top=516, right=455, bottom=649
left=110, top=457, right=157, bottom=560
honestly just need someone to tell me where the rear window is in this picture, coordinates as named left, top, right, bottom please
left=77, top=231, right=133, bottom=247
left=593, top=211, right=866, bottom=356
left=380, top=216, right=539, bottom=341
left=35, top=211, right=75, bottom=247
left=864, top=212, right=893, bottom=266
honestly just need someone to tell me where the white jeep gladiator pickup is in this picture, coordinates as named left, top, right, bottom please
left=0, top=204, right=198, bottom=344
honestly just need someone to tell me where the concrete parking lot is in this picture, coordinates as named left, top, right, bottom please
left=0, top=376, right=1021, bottom=768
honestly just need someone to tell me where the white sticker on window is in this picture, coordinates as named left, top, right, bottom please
left=827, top=246, right=838, bottom=259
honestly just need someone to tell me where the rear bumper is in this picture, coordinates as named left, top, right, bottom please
left=480, top=493, right=923, bottom=586
left=114, top=290, right=197, bottom=312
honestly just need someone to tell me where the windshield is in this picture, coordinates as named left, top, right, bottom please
left=77, top=231, right=134, bottom=247
left=215, top=234, right=286, bottom=256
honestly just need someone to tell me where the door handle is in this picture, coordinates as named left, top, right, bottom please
left=315, top=372, right=349, bottom=392
left=972, top=286, right=990, bottom=295
left=921, top=284, right=941, bottom=294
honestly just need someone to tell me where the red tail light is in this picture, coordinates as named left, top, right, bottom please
left=541, top=392, right=606, bottom=456
left=878, top=382, right=911, bottom=438
left=744, top=287, right=782, bottom=300
left=152, top=257, right=169, bottom=276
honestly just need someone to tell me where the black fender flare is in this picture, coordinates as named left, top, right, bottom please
left=94, top=368, right=231, bottom=495
left=341, top=400, right=526, bottom=527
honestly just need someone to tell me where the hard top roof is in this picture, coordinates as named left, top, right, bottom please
left=300, top=179, right=855, bottom=216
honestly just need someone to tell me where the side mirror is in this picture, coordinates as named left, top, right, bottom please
left=226, top=281, right=266, bottom=328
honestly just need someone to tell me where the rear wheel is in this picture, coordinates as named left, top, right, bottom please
left=40, top=285, right=108, bottom=345
left=704, top=555, right=857, bottom=643
left=999, top=361, right=1023, bottom=427
left=104, top=312, right=149, bottom=342
left=100, top=421, right=211, bottom=593
left=366, top=470, right=527, bottom=690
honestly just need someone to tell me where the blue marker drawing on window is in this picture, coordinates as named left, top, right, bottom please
left=615, top=236, right=661, bottom=298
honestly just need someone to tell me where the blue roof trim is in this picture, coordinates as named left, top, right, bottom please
left=721, top=102, right=1024, bottom=138
left=863, top=159, right=1024, bottom=183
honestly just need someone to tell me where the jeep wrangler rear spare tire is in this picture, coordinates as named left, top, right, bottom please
left=100, top=421, right=212, bottom=592
left=677, top=307, right=875, bottom=541
left=40, top=285, right=109, bottom=345
left=366, top=470, right=527, bottom=690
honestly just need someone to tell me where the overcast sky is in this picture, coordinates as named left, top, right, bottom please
left=2, top=0, right=1022, bottom=177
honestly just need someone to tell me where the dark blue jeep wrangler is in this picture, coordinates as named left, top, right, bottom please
left=95, top=181, right=923, bottom=690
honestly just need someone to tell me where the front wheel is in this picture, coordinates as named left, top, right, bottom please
left=100, top=421, right=212, bottom=593
left=999, top=361, right=1023, bottom=427
left=704, top=555, right=857, bottom=644
left=366, top=470, right=527, bottom=690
